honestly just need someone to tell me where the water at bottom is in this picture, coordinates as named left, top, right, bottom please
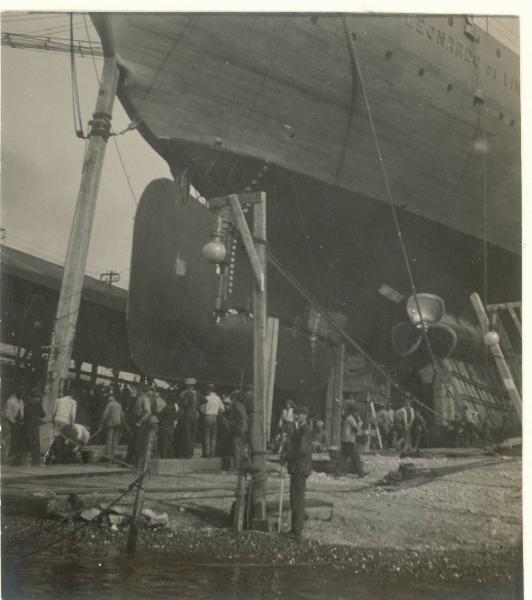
left=2, top=543, right=521, bottom=600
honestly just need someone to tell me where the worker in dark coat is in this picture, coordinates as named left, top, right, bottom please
left=228, top=390, right=249, bottom=470
left=284, top=405, right=313, bottom=541
left=180, top=378, right=199, bottom=459
left=158, top=390, right=179, bottom=459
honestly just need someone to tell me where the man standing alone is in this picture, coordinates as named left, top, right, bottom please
left=335, top=403, right=367, bottom=477
left=285, top=405, right=313, bottom=541
left=100, top=392, right=125, bottom=463
left=201, top=384, right=225, bottom=458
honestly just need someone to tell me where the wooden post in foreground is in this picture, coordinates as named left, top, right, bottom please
left=43, top=56, right=119, bottom=416
left=470, top=293, right=522, bottom=422
left=250, top=195, right=268, bottom=527
left=210, top=191, right=269, bottom=529
left=264, top=316, right=279, bottom=442
left=127, top=424, right=155, bottom=556
left=332, top=344, right=345, bottom=446
left=327, top=344, right=345, bottom=447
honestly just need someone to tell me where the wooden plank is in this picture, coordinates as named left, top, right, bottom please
left=486, top=301, right=521, bottom=312
left=470, top=292, right=490, bottom=333
left=469, top=293, right=522, bottom=423
left=325, top=353, right=335, bottom=445
left=508, top=306, right=522, bottom=336
left=495, top=314, right=522, bottom=391
left=251, top=195, right=268, bottom=524
left=331, top=344, right=345, bottom=447
left=369, top=396, right=383, bottom=450
left=264, top=317, right=279, bottom=442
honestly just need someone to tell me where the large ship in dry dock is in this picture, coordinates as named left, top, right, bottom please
left=91, top=14, right=521, bottom=429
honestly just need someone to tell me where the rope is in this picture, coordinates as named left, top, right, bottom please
left=341, top=16, right=438, bottom=373
left=69, top=13, right=86, bottom=139
left=268, top=250, right=438, bottom=416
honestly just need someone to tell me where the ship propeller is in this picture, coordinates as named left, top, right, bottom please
left=391, top=294, right=458, bottom=359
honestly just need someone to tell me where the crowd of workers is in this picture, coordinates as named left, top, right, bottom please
left=1, top=375, right=501, bottom=469
left=0, top=378, right=257, bottom=469
left=0, top=376, right=510, bottom=542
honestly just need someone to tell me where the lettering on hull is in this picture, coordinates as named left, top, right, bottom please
left=404, top=16, right=519, bottom=95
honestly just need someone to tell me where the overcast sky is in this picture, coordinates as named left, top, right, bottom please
left=1, top=13, right=170, bottom=288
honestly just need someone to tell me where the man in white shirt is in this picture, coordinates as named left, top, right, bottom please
left=201, top=384, right=225, bottom=457
left=53, top=391, right=77, bottom=463
left=53, top=393, right=77, bottom=429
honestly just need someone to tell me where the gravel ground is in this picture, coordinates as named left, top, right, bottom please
left=1, top=452, right=522, bottom=586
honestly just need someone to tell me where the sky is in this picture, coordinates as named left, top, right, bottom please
left=1, top=13, right=171, bottom=288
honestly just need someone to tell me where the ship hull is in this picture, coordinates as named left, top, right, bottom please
left=94, top=13, right=520, bottom=254
left=92, top=14, right=521, bottom=409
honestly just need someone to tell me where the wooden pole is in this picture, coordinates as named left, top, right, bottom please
left=264, top=316, right=279, bottom=442
left=331, top=344, right=345, bottom=447
left=325, top=353, right=335, bottom=445
left=43, top=56, right=119, bottom=416
left=251, top=193, right=268, bottom=527
left=126, top=423, right=155, bottom=556
left=368, top=394, right=383, bottom=450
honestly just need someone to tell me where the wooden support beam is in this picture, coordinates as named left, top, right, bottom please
left=325, top=359, right=335, bottom=445
left=326, top=344, right=345, bottom=447
left=507, top=306, right=522, bottom=336
left=486, top=301, right=521, bottom=312
left=264, top=317, right=279, bottom=442
left=470, top=293, right=521, bottom=422
left=333, top=345, right=345, bottom=447
left=229, top=194, right=265, bottom=292
left=127, top=424, right=155, bottom=556
left=251, top=195, right=268, bottom=527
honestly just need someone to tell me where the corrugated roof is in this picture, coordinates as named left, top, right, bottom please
left=0, top=244, right=128, bottom=312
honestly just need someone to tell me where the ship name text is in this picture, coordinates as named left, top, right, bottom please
left=405, top=16, right=520, bottom=95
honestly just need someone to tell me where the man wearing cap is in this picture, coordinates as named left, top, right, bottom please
left=284, top=405, right=313, bottom=540
left=180, top=378, right=199, bottom=458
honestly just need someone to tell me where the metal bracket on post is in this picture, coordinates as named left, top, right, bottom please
left=228, top=195, right=265, bottom=292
